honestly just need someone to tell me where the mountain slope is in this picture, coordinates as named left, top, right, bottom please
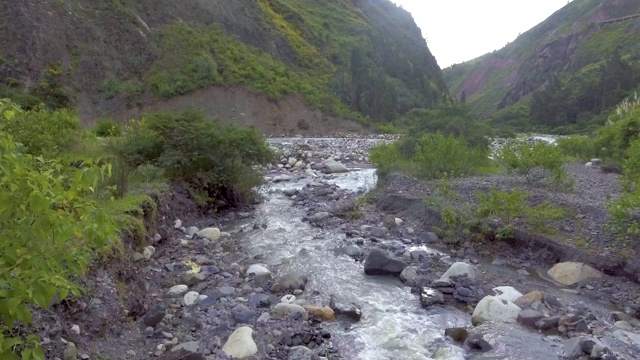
left=0, top=0, right=448, bottom=129
left=444, top=0, right=640, bottom=133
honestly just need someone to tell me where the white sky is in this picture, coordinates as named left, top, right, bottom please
left=391, top=0, right=571, bottom=68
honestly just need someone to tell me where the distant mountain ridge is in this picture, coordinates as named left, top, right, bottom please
left=444, top=0, right=640, bottom=133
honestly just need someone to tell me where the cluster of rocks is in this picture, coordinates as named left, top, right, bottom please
left=268, top=137, right=392, bottom=168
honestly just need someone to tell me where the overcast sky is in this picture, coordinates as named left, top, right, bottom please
left=391, top=0, right=571, bottom=68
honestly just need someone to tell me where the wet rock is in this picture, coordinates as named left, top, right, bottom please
left=246, top=264, right=271, bottom=277
left=303, top=305, right=336, bottom=321
left=453, top=286, right=477, bottom=304
left=472, top=296, right=521, bottom=325
left=562, top=337, right=593, bottom=360
left=517, top=309, right=545, bottom=327
left=445, top=327, right=469, bottom=342
left=364, top=248, right=408, bottom=275
left=288, top=345, right=313, bottom=359
left=271, top=273, right=308, bottom=293
left=515, top=290, right=545, bottom=309
left=493, top=286, right=523, bottom=303
left=323, top=159, right=349, bottom=173
left=547, top=262, right=603, bottom=286
left=400, top=266, right=418, bottom=283
left=464, top=333, right=493, bottom=352
left=272, top=303, right=308, bottom=320
left=196, top=227, right=221, bottom=241
left=421, top=287, right=445, bottom=308
left=344, top=245, right=363, bottom=257
left=437, top=262, right=476, bottom=285
left=222, top=326, right=258, bottom=359
left=329, top=294, right=362, bottom=321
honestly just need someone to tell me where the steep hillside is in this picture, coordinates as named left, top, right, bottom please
left=444, top=0, right=640, bottom=133
left=0, top=0, right=448, bottom=129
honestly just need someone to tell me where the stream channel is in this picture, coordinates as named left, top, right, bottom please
left=224, top=138, right=625, bottom=360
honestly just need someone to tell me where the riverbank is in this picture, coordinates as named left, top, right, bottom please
left=36, top=136, right=640, bottom=360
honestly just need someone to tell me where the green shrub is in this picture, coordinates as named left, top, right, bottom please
left=1, top=105, right=79, bottom=156
left=0, top=105, right=118, bottom=359
left=375, top=122, right=401, bottom=134
left=596, top=97, right=640, bottom=161
left=496, top=139, right=571, bottom=187
left=608, top=137, right=640, bottom=239
left=475, top=188, right=565, bottom=239
left=121, top=79, right=144, bottom=98
left=93, top=119, right=122, bottom=137
left=115, top=111, right=273, bottom=209
left=414, top=133, right=491, bottom=179
left=556, top=135, right=598, bottom=161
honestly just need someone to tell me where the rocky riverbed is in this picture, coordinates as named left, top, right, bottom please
left=38, top=135, right=640, bottom=360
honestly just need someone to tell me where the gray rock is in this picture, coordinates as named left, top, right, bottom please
left=364, top=249, right=408, bottom=275
left=410, top=250, right=429, bottom=261
left=329, top=294, right=361, bottom=321
left=170, top=341, right=200, bottom=354
left=232, top=304, right=257, bottom=324
left=400, top=266, right=418, bottom=283
left=312, top=212, right=330, bottom=222
left=219, top=286, right=237, bottom=296
left=438, top=262, right=476, bottom=285
left=517, top=309, right=545, bottom=327
left=168, top=285, right=189, bottom=296
left=181, top=272, right=209, bottom=286
left=472, top=296, right=521, bottom=325
left=271, top=303, right=308, bottom=320
left=419, top=232, right=439, bottom=243
left=369, top=227, right=388, bottom=238
left=464, top=333, right=493, bottom=352
left=143, top=306, right=166, bottom=327
left=248, top=294, right=273, bottom=308
left=535, top=316, right=560, bottom=330
left=421, top=287, right=445, bottom=308
left=271, top=274, right=308, bottom=293
left=344, top=244, right=363, bottom=257
left=323, top=159, right=349, bottom=173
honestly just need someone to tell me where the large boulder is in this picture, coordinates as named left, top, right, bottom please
left=437, top=262, right=476, bottom=285
left=364, top=249, right=408, bottom=275
left=547, top=262, right=603, bottom=286
left=222, top=326, right=258, bottom=359
left=472, top=295, right=521, bottom=325
left=400, top=266, right=418, bottom=283
left=329, top=295, right=361, bottom=321
left=323, top=159, right=349, bottom=173
left=492, top=286, right=523, bottom=303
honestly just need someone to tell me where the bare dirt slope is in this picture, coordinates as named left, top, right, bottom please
left=86, top=86, right=366, bottom=136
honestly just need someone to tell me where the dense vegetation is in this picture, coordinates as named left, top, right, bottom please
left=443, top=0, right=640, bottom=134
left=0, top=99, right=272, bottom=358
left=1, top=0, right=448, bottom=126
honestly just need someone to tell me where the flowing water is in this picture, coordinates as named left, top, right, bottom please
left=227, top=138, right=627, bottom=359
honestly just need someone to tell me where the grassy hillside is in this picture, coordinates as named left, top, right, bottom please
left=443, top=0, right=640, bottom=133
left=0, top=0, right=448, bottom=126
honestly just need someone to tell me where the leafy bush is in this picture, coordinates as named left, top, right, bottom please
left=496, top=139, right=571, bottom=187
left=596, top=96, right=640, bottom=161
left=115, top=111, right=273, bottom=208
left=608, top=137, right=640, bottom=239
left=102, top=75, right=122, bottom=99
left=414, top=133, right=491, bottom=179
left=375, top=122, right=401, bottom=134
left=371, top=133, right=492, bottom=180
left=0, top=104, right=118, bottom=359
left=93, top=119, right=121, bottom=137
left=1, top=105, right=79, bottom=156
left=556, top=135, right=597, bottom=161
left=475, top=189, right=565, bottom=239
